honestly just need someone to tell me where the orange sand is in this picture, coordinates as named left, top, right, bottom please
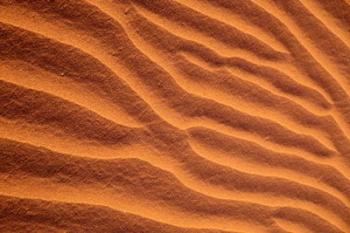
left=0, top=0, right=350, bottom=232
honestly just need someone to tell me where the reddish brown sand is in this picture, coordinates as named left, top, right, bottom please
left=0, top=0, right=350, bottom=232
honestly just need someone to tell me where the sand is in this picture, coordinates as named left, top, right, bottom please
left=0, top=0, right=350, bottom=232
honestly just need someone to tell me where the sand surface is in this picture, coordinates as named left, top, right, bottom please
left=0, top=0, right=350, bottom=232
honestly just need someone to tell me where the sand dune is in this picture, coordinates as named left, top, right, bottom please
left=0, top=0, right=349, bottom=232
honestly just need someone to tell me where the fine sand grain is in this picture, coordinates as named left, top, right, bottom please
left=0, top=0, right=350, bottom=232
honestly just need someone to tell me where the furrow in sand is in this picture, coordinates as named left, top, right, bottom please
left=0, top=0, right=348, bottom=182
left=113, top=11, right=338, bottom=154
left=120, top=3, right=333, bottom=109
left=0, top=1, right=338, bottom=158
left=80, top=1, right=338, bottom=158
left=313, top=0, right=350, bottom=30
left=301, top=0, right=350, bottom=48
left=1, top=0, right=350, bottom=232
left=0, top=132, right=340, bottom=230
left=182, top=121, right=349, bottom=172
left=174, top=57, right=350, bottom=157
left=273, top=218, right=314, bottom=233
left=0, top=139, right=347, bottom=233
left=173, top=56, right=339, bottom=148
left=0, top=121, right=155, bottom=162
left=25, top=115, right=350, bottom=230
left=0, top=139, right=282, bottom=233
left=271, top=0, right=350, bottom=86
left=0, top=60, right=141, bottom=128
left=187, top=141, right=350, bottom=215
left=188, top=127, right=350, bottom=188
left=0, top=20, right=161, bottom=125
left=1, top=0, right=280, bottom=64
left=2, top=77, right=344, bottom=228
left=128, top=1, right=291, bottom=72
left=6, top=6, right=348, bottom=160
left=0, top=175, right=343, bottom=233
left=272, top=208, right=344, bottom=233
left=187, top=0, right=340, bottom=123
left=0, top=194, right=236, bottom=233
left=250, top=0, right=350, bottom=118
left=127, top=0, right=287, bottom=61
left=115, top=3, right=336, bottom=139
left=222, top=0, right=350, bottom=95
left=173, top=0, right=288, bottom=53
left=260, top=0, right=350, bottom=145
left=0, top=130, right=338, bottom=224
left=90, top=0, right=330, bottom=112
left=1, top=10, right=322, bottom=169
left=3, top=123, right=346, bottom=230
left=138, top=127, right=350, bottom=230
left=3, top=129, right=347, bottom=224
left=3, top=109, right=350, bottom=229
left=114, top=0, right=350, bottom=160
left=180, top=50, right=332, bottom=113
left=204, top=0, right=350, bottom=117
left=128, top=0, right=335, bottom=101
left=0, top=80, right=143, bottom=146
left=0, top=5, right=197, bottom=133
left=203, top=0, right=350, bottom=153
left=187, top=128, right=350, bottom=205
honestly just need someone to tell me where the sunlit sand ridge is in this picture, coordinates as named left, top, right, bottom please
left=0, top=0, right=350, bottom=232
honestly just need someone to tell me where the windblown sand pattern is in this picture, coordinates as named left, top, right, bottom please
left=0, top=0, right=350, bottom=232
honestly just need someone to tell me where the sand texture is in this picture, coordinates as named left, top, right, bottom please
left=0, top=0, right=350, bottom=232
